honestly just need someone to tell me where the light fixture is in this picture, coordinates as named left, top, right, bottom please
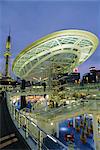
left=50, top=122, right=53, bottom=126
left=60, top=127, right=68, bottom=131
left=47, top=135, right=57, bottom=143
left=31, top=122, right=37, bottom=127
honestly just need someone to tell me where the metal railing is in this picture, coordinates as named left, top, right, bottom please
left=6, top=83, right=100, bottom=150
left=7, top=93, right=70, bottom=150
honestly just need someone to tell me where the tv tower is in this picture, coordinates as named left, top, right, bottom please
left=4, top=30, right=11, bottom=78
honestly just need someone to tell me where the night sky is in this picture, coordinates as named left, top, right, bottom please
left=0, top=0, right=100, bottom=77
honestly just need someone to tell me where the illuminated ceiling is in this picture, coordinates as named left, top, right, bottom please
left=12, top=30, right=99, bottom=81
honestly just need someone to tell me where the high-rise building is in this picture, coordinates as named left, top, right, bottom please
left=95, top=70, right=100, bottom=83
left=66, top=72, right=80, bottom=84
left=82, top=67, right=100, bottom=83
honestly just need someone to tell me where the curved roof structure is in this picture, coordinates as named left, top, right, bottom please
left=12, top=30, right=99, bottom=81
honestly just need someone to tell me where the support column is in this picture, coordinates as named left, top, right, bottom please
left=73, top=117, right=76, bottom=128
left=44, top=94, right=48, bottom=111
left=56, top=122, right=59, bottom=138
left=92, top=113, right=100, bottom=150
left=20, top=79, right=26, bottom=109
left=48, top=65, right=52, bottom=100
left=20, top=95, right=26, bottom=109
left=18, top=112, right=21, bottom=129
left=37, top=130, right=43, bottom=150
left=25, top=117, right=29, bottom=138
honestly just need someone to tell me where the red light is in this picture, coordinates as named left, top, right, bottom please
left=73, top=68, right=78, bottom=73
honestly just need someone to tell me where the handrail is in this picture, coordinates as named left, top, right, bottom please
left=7, top=94, right=70, bottom=150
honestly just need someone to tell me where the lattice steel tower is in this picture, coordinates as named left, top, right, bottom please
left=4, top=32, right=11, bottom=77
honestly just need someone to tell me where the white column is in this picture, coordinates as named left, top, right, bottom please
left=56, top=122, right=59, bottom=138
left=18, top=112, right=21, bottom=128
left=44, top=95, right=48, bottom=111
left=92, top=113, right=100, bottom=150
left=73, top=117, right=76, bottom=128
left=37, top=130, right=43, bottom=150
left=25, top=117, right=29, bottom=138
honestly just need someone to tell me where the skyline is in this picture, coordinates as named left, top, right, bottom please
left=0, top=0, right=100, bottom=77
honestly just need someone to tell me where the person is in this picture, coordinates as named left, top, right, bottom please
left=27, top=101, right=32, bottom=112
left=42, top=82, right=46, bottom=92
left=63, top=101, right=66, bottom=106
left=85, top=126, right=90, bottom=137
left=52, top=100, right=54, bottom=108
left=64, top=133, right=74, bottom=142
left=84, top=116, right=87, bottom=127
left=98, top=119, right=100, bottom=125
left=49, top=100, right=54, bottom=108
left=75, top=120, right=80, bottom=132
left=90, top=123, right=93, bottom=134
left=15, top=100, right=21, bottom=110
left=55, top=102, right=58, bottom=108
left=80, top=120, right=84, bottom=128
left=70, top=133, right=74, bottom=142
left=80, top=130, right=86, bottom=144
left=22, top=124, right=26, bottom=131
